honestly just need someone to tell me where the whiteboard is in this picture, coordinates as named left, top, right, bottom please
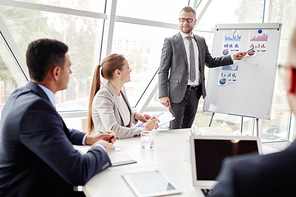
left=203, top=23, right=282, bottom=119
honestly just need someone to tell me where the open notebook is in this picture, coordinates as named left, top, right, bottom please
left=76, top=146, right=136, bottom=167
left=190, top=135, right=262, bottom=190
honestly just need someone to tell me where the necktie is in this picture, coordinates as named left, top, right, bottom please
left=186, top=36, right=196, bottom=82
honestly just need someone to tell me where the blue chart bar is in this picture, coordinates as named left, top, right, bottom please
left=225, top=34, right=241, bottom=41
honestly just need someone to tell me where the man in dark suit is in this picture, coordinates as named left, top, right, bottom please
left=158, top=6, right=246, bottom=129
left=0, top=39, right=116, bottom=197
left=211, top=26, right=296, bottom=196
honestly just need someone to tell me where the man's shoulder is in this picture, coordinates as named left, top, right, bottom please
left=5, top=85, right=38, bottom=108
left=1, top=85, right=55, bottom=131
left=165, top=32, right=181, bottom=40
left=193, top=34, right=205, bottom=41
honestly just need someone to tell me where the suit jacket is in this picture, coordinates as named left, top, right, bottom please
left=211, top=141, right=296, bottom=197
left=92, top=81, right=143, bottom=139
left=158, top=32, right=233, bottom=103
left=0, top=81, right=111, bottom=197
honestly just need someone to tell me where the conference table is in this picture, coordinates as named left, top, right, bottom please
left=79, top=128, right=277, bottom=197
left=81, top=129, right=205, bottom=197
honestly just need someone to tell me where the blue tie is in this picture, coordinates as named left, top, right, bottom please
left=186, top=36, right=196, bottom=82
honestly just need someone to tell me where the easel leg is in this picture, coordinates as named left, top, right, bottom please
left=209, top=113, right=215, bottom=127
left=256, top=118, right=259, bottom=137
left=241, top=116, right=243, bottom=134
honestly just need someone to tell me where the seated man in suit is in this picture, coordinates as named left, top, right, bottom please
left=211, top=25, right=296, bottom=197
left=0, top=38, right=116, bottom=197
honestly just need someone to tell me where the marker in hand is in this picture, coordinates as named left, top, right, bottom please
left=98, top=131, right=111, bottom=135
left=246, top=47, right=255, bottom=56
left=246, top=47, right=255, bottom=53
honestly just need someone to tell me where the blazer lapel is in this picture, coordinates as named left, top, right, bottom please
left=176, top=32, right=188, bottom=66
left=120, top=88, right=133, bottom=127
left=105, top=82, right=125, bottom=125
left=60, top=118, right=71, bottom=139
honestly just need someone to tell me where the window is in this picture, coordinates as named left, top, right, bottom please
left=259, top=0, right=296, bottom=142
left=0, top=33, right=27, bottom=118
left=16, top=0, right=106, bottom=12
left=198, top=0, right=264, bottom=28
left=116, top=0, right=188, bottom=24
left=1, top=0, right=296, bottom=142
left=0, top=5, right=104, bottom=112
left=111, top=22, right=177, bottom=107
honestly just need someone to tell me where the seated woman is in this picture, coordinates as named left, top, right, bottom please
left=87, top=54, right=159, bottom=138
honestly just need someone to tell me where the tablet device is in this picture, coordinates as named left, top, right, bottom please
left=122, top=169, right=181, bottom=197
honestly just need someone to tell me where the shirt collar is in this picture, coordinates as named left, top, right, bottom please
left=37, top=84, right=56, bottom=107
left=180, top=31, right=194, bottom=39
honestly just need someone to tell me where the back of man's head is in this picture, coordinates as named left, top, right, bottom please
left=26, top=38, right=68, bottom=82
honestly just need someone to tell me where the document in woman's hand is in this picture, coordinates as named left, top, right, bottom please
left=135, top=111, right=175, bottom=128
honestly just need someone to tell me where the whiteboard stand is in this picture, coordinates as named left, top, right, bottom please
left=203, top=23, right=282, bottom=138
left=208, top=112, right=260, bottom=136
left=241, top=116, right=243, bottom=134
left=251, top=118, right=260, bottom=137
left=208, top=112, right=215, bottom=127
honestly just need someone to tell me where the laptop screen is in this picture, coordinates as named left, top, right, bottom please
left=191, top=136, right=261, bottom=182
left=190, top=135, right=262, bottom=186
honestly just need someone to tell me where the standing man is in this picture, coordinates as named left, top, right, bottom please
left=0, top=38, right=115, bottom=197
left=158, top=6, right=246, bottom=129
left=211, top=25, right=296, bottom=197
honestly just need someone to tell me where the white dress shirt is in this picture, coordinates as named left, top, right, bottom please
left=180, top=31, right=235, bottom=86
left=180, top=31, right=200, bottom=86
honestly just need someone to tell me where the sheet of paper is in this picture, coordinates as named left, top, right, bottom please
left=136, top=111, right=175, bottom=127
left=156, top=111, right=175, bottom=126
left=108, top=148, right=137, bottom=166
left=75, top=146, right=136, bottom=167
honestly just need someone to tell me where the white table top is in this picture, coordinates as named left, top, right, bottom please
left=82, top=129, right=205, bottom=197
left=81, top=128, right=279, bottom=197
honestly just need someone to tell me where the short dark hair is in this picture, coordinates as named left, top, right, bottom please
left=26, top=38, right=68, bottom=81
left=180, top=6, right=196, bottom=18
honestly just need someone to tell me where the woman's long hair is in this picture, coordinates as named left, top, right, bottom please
left=87, top=54, right=125, bottom=134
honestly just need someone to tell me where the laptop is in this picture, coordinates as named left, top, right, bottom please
left=190, top=135, right=262, bottom=196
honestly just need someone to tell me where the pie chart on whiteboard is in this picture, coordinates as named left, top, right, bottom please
left=219, top=78, right=227, bottom=85
left=222, top=49, right=229, bottom=55
left=248, top=49, right=255, bottom=56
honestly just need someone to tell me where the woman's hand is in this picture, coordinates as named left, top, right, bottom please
left=143, top=116, right=159, bottom=131
left=135, top=112, right=151, bottom=122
